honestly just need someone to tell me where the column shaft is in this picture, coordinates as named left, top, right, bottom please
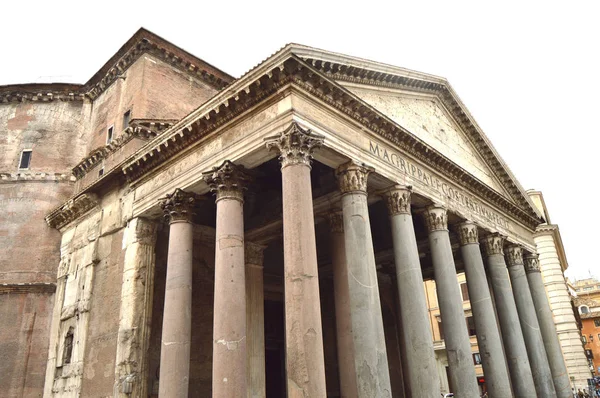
left=115, top=218, right=156, bottom=397
left=158, top=188, right=197, bottom=398
left=424, top=206, right=479, bottom=397
left=525, top=254, right=572, bottom=398
left=328, top=213, right=359, bottom=398
left=338, top=163, right=391, bottom=397
left=246, top=243, right=266, bottom=398
left=458, top=222, right=512, bottom=397
left=483, top=235, right=537, bottom=398
left=203, top=160, right=250, bottom=397
left=267, top=123, right=327, bottom=397
left=383, top=186, right=439, bottom=398
left=506, top=246, right=557, bottom=398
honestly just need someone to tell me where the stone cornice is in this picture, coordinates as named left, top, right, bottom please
left=72, top=119, right=175, bottom=179
left=0, top=84, right=85, bottom=103
left=45, top=193, right=99, bottom=230
left=67, top=52, right=540, bottom=230
left=0, top=282, right=56, bottom=294
left=0, top=172, right=75, bottom=184
left=303, top=57, right=535, bottom=216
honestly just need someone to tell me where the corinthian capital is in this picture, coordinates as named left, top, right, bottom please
left=481, top=234, right=505, bottom=256
left=457, top=221, right=479, bottom=246
left=422, top=205, right=448, bottom=232
left=202, top=160, right=251, bottom=202
left=159, top=188, right=200, bottom=224
left=381, top=185, right=412, bottom=216
left=505, top=245, right=524, bottom=267
left=336, top=162, right=373, bottom=194
left=265, top=122, right=324, bottom=169
left=524, top=253, right=541, bottom=273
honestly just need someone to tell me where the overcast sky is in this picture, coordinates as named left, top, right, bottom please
left=2, top=1, right=598, bottom=279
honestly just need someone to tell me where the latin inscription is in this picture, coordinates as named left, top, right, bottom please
left=369, top=141, right=509, bottom=229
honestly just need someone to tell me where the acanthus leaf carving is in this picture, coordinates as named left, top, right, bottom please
left=336, top=162, right=373, bottom=194
left=265, top=122, right=324, bottom=169
left=422, top=205, right=448, bottom=232
left=202, top=160, right=251, bottom=202
left=524, top=253, right=541, bottom=273
left=381, top=185, right=411, bottom=216
left=505, top=245, right=524, bottom=267
left=457, top=221, right=479, bottom=246
left=481, top=234, right=505, bottom=256
left=159, top=189, right=200, bottom=224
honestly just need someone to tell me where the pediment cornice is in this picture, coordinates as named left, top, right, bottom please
left=48, top=49, right=543, bottom=231
left=301, top=57, right=534, bottom=213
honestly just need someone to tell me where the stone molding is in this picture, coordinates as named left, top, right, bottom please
left=422, top=205, right=448, bottom=232
left=505, top=245, right=524, bottom=267
left=0, top=84, right=85, bottom=103
left=327, top=211, right=344, bottom=233
left=45, top=193, right=99, bottom=230
left=0, top=282, right=56, bottom=294
left=202, top=160, right=251, bottom=202
left=159, top=189, right=200, bottom=224
left=524, top=254, right=541, bottom=274
left=336, top=162, right=373, bottom=194
left=245, top=242, right=266, bottom=266
left=131, top=218, right=157, bottom=246
left=380, top=185, right=411, bottom=216
left=481, top=234, right=505, bottom=256
left=457, top=221, right=479, bottom=246
left=0, top=172, right=75, bottom=183
left=265, top=122, right=324, bottom=169
left=72, top=120, right=175, bottom=179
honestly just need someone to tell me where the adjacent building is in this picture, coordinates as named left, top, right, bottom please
left=573, top=278, right=600, bottom=377
left=0, top=28, right=580, bottom=397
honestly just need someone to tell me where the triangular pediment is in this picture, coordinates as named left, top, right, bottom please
left=341, top=84, right=509, bottom=197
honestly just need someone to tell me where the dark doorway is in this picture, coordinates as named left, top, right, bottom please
left=265, top=300, right=286, bottom=397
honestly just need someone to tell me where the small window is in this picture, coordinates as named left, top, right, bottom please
left=585, top=349, right=594, bottom=359
left=107, top=126, right=114, bottom=144
left=98, top=168, right=104, bottom=177
left=19, top=150, right=32, bottom=169
left=466, top=316, right=477, bottom=336
left=460, top=283, right=470, bottom=301
left=583, top=335, right=588, bottom=344
left=595, top=319, right=600, bottom=327
left=122, top=110, right=131, bottom=130
left=580, top=306, right=590, bottom=314
left=437, top=318, right=445, bottom=341
left=63, top=327, right=74, bottom=365
left=473, top=352, right=482, bottom=365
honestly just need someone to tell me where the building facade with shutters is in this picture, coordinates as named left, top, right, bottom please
left=0, top=28, right=582, bottom=397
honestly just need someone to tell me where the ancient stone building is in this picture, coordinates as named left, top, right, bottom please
left=0, top=28, right=579, bottom=397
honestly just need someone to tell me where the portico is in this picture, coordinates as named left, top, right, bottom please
left=42, top=42, right=566, bottom=398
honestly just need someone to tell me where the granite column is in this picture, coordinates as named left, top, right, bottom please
left=381, top=186, right=439, bottom=398
left=506, top=245, right=557, bottom=398
left=457, top=222, right=512, bottom=397
left=203, top=160, right=250, bottom=397
left=158, top=189, right=198, bottom=398
left=327, top=211, right=359, bottom=398
left=482, top=235, right=536, bottom=398
left=423, top=205, right=479, bottom=397
left=525, top=253, right=572, bottom=398
left=245, top=242, right=266, bottom=398
left=266, top=123, right=327, bottom=397
left=336, top=162, right=391, bottom=397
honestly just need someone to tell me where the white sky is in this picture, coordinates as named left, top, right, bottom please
left=2, top=1, right=598, bottom=279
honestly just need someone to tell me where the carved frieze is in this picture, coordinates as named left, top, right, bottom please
left=202, top=160, right=251, bottom=202
left=336, top=162, right=373, bottom=194
left=159, top=189, right=200, bottom=224
left=265, top=122, right=324, bottom=168
left=46, top=193, right=99, bottom=230
left=457, top=221, right=479, bottom=246
left=481, top=234, right=505, bottom=256
left=327, top=211, right=344, bottom=233
left=422, top=205, right=448, bottom=232
left=381, top=185, right=411, bottom=216
left=505, top=245, right=524, bottom=267
left=524, top=254, right=541, bottom=273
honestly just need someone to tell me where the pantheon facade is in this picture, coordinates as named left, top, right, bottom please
left=0, top=28, right=579, bottom=397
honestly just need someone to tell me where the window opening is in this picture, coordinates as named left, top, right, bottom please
left=122, top=110, right=131, bottom=130
left=595, top=319, right=600, bottom=327
left=460, top=282, right=470, bottom=301
left=473, top=352, right=482, bottom=365
left=107, top=126, right=114, bottom=144
left=19, top=150, right=32, bottom=169
left=466, top=316, right=477, bottom=336
left=63, top=327, right=74, bottom=365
